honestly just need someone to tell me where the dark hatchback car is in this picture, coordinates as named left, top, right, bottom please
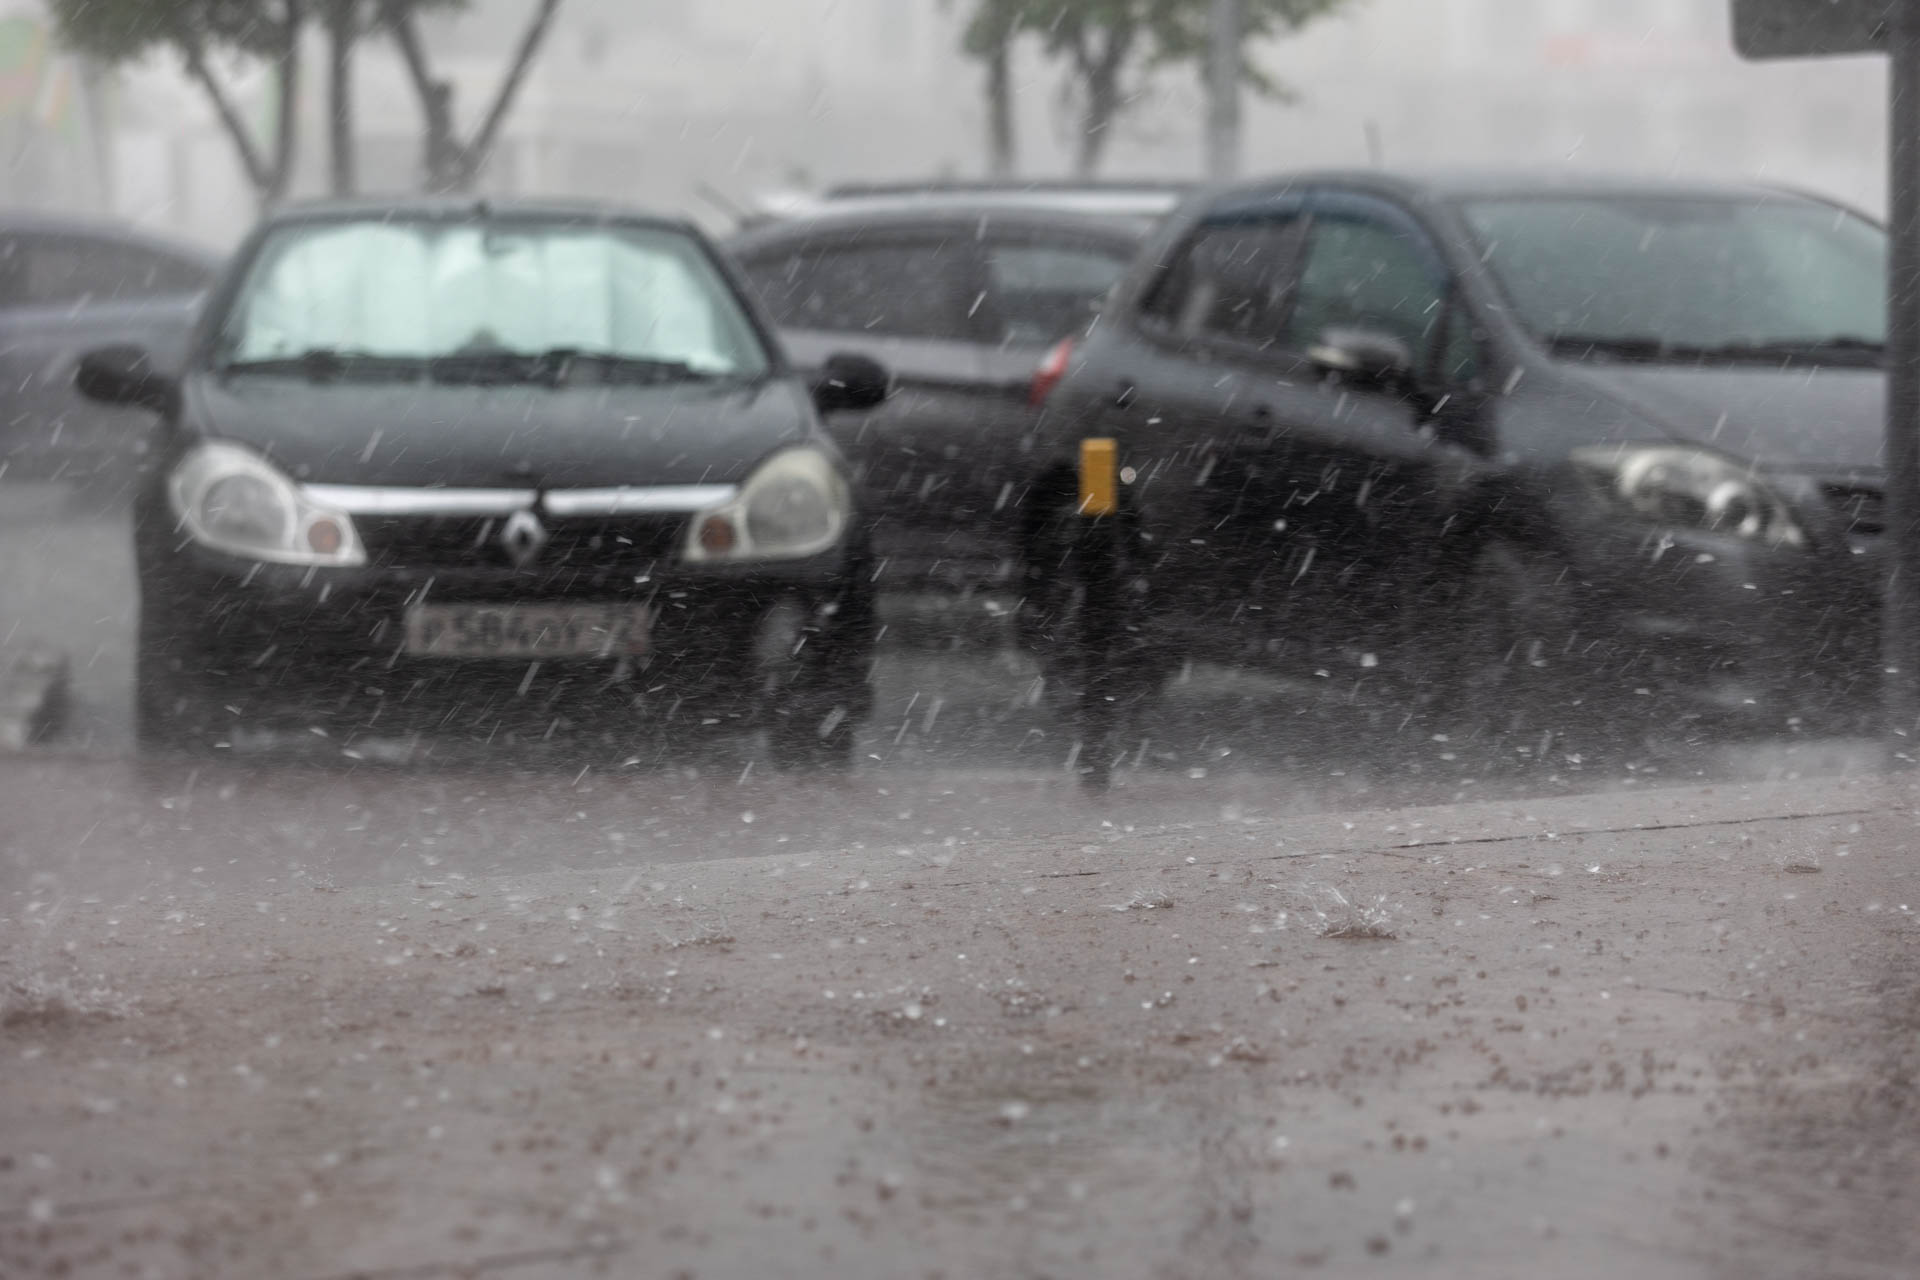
left=728, top=182, right=1185, bottom=588
left=1, top=211, right=219, bottom=489
left=1025, top=172, right=1886, bottom=740
left=74, top=199, right=887, bottom=764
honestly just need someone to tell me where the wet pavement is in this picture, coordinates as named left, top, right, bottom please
left=3, top=774, right=1917, bottom=1278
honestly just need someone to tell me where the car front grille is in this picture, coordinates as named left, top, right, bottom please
left=1821, top=483, right=1886, bottom=541
left=359, top=513, right=687, bottom=573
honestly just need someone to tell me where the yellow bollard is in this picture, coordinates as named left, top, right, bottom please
left=1078, top=437, right=1119, bottom=517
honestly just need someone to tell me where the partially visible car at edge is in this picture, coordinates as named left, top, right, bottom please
left=74, top=198, right=887, bottom=765
left=1023, top=170, right=1885, bottom=738
left=0, top=210, right=220, bottom=488
left=728, top=181, right=1188, bottom=589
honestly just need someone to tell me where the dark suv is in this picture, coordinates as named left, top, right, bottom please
left=728, top=183, right=1185, bottom=588
left=1026, top=172, right=1885, bottom=743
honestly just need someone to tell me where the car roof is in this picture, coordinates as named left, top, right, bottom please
left=735, top=182, right=1187, bottom=237
left=0, top=208, right=224, bottom=270
left=1202, top=168, right=1852, bottom=210
left=262, top=196, right=704, bottom=236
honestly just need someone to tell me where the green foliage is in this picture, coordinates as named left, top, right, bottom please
left=48, top=0, right=469, bottom=61
left=958, top=0, right=1026, bottom=59
left=949, top=0, right=1360, bottom=171
left=47, top=0, right=291, bottom=61
left=999, top=0, right=1358, bottom=91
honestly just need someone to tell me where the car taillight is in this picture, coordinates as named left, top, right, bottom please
left=1029, top=337, right=1075, bottom=408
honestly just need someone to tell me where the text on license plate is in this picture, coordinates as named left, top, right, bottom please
left=404, top=604, right=651, bottom=658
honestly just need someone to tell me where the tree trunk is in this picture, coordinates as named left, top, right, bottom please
left=180, top=37, right=272, bottom=201
left=454, top=0, right=562, bottom=193
left=1204, top=0, right=1243, bottom=180
left=380, top=2, right=459, bottom=191
left=986, top=39, right=1015, bottom=178
left=383, top=0, right=561, bottom=195
left=1068, top=24, right=1132, bottom=180
left=1075, top=62, right=1120, bottom=178
left=326, top=0, right=356, bottom=195
left=261, top=2, right=302, bottom=206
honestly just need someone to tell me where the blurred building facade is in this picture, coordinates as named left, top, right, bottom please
left=0, top=0, right=1890, bottom=247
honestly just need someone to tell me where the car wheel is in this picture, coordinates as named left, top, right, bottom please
left=133, top=598, right=225, bottom=754
left=768, top=707, right=856, bottom=772
left=1018, top=502, right=1167, bottom=725
left=760, top=587, right=872, bottom=773
left=1433, top=539, right=1599, bottom=757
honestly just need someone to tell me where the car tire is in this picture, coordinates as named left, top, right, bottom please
left=1432, top=538, right=1600, bottom=757
left=132, top=598, right=221, bottom=754
left=768, top=708, right=856, bottom=772
left=760, top=585, right=873, bottom=773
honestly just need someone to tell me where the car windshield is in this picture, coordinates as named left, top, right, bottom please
left=216, top=218, right=770, bottom=377
left=1464, top=195, right=1886, bottom=360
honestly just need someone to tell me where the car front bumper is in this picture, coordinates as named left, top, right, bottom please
left=1559, top=480, right=1880, bottom=723
left=138, top=535, right=874, bottom=738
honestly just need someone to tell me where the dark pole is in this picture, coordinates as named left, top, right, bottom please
left=1887, top=0, right=1920, bottom=756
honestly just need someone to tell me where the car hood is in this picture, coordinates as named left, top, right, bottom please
left=1570, top=362, right=1883, bottom=473
left=185, top=375, right=816, bottom=488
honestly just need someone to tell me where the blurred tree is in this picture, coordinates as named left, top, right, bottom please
left=982, top=0, right=1357, bottom=177
left=377, top=0, right=562, bottom=194
left=945, top=0, right=1024, bottom=177
left=47, top=0, right=305, bottom=206
left=323, top=0, right=358, bottom=194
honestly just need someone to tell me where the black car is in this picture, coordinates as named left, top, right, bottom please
left=728, top=183, right=1185, bottom=588
left=1, top=211, right=219, bottom=489
left=1025, top=171, right=1886, bottom=741
left=73, top=199, right=887, bottom=764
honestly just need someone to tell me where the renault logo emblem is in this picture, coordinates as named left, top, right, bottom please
left=500, top=509, right=548, bottom=569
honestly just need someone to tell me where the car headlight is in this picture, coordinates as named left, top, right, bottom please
left=684, top=446, right=850, bottom=563
left=1572, top=445, right=1806, bottom=549
left=168, top=442, right=366, bottom=566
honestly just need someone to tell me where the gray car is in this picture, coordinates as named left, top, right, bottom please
left=1, top=211, right=220, bottom=491
left=1025, top=171, right=1887, bottom=741
left=728, top=183, right=1185, bottom=589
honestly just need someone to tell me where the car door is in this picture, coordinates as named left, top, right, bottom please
left=734, top=227, right=985, bottom=580
left=0, top=230, right=210, bottom=481
left=1092, top=196, right=1329, bottom=662
left=1104, top=190, right=1484, bottom=670
left=1243, top=187, right=1487, bottom=665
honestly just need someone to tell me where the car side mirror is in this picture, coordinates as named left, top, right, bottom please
left=1307, top=327, right=1414, bottom=390
left=74, top=345, right=177, bottom=415
left=812, top=352, right=890, bottom=414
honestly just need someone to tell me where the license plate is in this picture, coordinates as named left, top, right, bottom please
left=404, top=603, right=651, bottom=658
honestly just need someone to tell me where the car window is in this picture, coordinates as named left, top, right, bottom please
left=982, top=240, right=1129, bottom=346
left=7, top=233, right=209, bottom=308
left=1137, top=214, right=1308, bottom=346
left=1463, top=196, right=1885, bottom=351
left=1433, top=295, right=1483, bottom=385
left=0, top=234, right=28, bottom=308
left=1283, top=210, right=1447, bottom=357
left=220, top=218, right=769, bottom=375
left=741, top=239, right=967, bottom=340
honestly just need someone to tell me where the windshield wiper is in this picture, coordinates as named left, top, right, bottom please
left=1545, top=333, right=1884, bottom=368
left=1701, top=336, right=1884, bottom=366
left=428, top=348, right=714, bottom=387
left=1544, top=334, right=1672, bottom=362
left=222, top=349, right=425, bottom=381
